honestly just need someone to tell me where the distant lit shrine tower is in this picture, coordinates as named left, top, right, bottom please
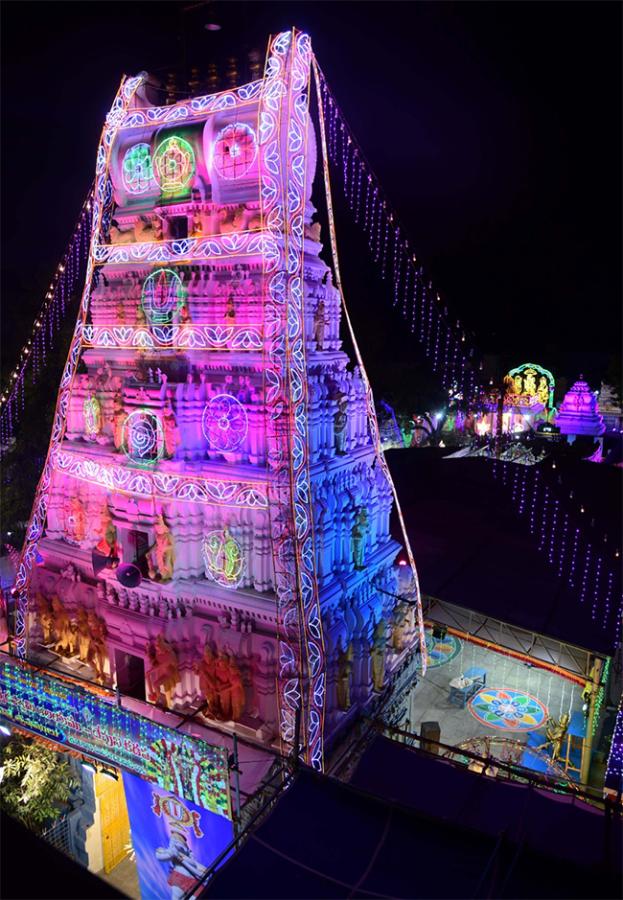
left=14, top=30, right=425, bottom=769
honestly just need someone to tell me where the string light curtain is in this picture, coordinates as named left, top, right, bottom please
left=491, top=459, right=622, bottom=637
left=0, top=189, right=94, bottom=447
left=316, top=68, right=487, bottom=408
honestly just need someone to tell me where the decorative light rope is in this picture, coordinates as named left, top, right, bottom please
left=315, top=67, right=487, bottom=408
left=605, top=689, right=623, bottom=797
left=312, top=60, right=428, bottom=672
left=0, top=187, right=94, bottom=447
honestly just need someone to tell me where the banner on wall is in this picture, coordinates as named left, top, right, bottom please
left=122, top=772, right=234, bottom=900
left=0, top=657, right=231, bottom=819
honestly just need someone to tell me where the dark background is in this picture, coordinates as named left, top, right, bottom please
left=1, top=0, right=621, bottom=401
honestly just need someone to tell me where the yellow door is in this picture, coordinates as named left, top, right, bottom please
left=95, top=771, right=131, bottom=874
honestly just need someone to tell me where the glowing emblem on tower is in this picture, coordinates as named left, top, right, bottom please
left=123, top=409, right=165, bottom=466
left=203, top=529, right=244, bottom=588
left=153, top=135, right=195, bottom=194
left=201, top=394, right=248, bottom=452
left=141, top=269, right=185, bottom=326
left=122, top=143, right=153, bottom=194
left=213, top=123, right=257, bottom=180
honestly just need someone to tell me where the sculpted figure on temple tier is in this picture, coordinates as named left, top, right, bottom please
left=334, top=397, right=348, bottom=455
left=147, top=634, right=179, bottom=708
left=67, top=496, right=87, bottom=545
left=51, top=595, right=74, bottom=656
left=191, top=212, right=203, bottom=237
left=336, top=639, right=353, bottom=710
left=95, top=506, right=119, bottom=561
left=36, top=593, right=55, bottom=645
left=111, top=392, right=126, bottom=450
left=162, top=402, right=180, bottom=459
left=214, top=650, right=233, bottom=720
left=351, top=507, right=368, bottom=570
left=391, top=600, right=413, bottom=653
left=75, top=607, right=90, bottom=662
left=313, top=300, right=327, bottom=350
left=194, top=645, right=220, bottom=718
left=370, top=618, right=388, bottom=692
left=148, top=514, right=175, bottom=582
left=228, top=655, right=246, bottom=721
left=225, top=294, right=236, bottom=322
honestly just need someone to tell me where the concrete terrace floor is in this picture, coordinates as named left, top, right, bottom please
left=408, top=633, right=584, bottom=752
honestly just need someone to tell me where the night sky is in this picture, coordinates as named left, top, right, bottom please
left=2, top=1, right=621, bottom=399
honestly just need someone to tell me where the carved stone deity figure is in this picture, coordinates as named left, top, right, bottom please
left=351, top=507, right=368, bottom=570
left=162, top=402, right=180, bottom=459
left=370, top=618, right=387, bottom=692
left=334, top=397, right=348, bottom=455
left=75, top=607, right=90, bottom=663
left=51, top=595, right=74, bottom=656
left=135, top=303, right=147, bottom=328
left=391, top=600, right=414, bottom=653
left=191, top=212, right=203, bottom=237
left=336, top=639, right=353, bottom=710
left=513, top=374, right=523, bottom=395
left=83, top=394, right=102, bottom=438
left=147, top=634, right=179, bottom=707
left=95, top=506, right=119, bottom=560
left=225, top=294, right=236, bottom=322
left=313, top=300, right=327, bottom=350
left=36, top=593, right=55, bottom=645
left=524, top=371, right=536, bottom=396
left=66, top=496, right=87, bottom=545
left=148, top=514, right=175, bottom=582
left=304, top=221, right=322, bottom=242
left=111, top=392, right=126, bottom=450
left=194, top=645, right=220, bottom=719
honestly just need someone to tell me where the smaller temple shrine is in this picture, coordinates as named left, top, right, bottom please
left=555, top=376, right=605, bottom=439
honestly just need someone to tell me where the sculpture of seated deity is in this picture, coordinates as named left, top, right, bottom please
left=147, top=634, right=179, bottom=708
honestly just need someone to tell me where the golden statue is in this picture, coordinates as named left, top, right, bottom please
left=51, top=595, right=74, bottom=656
left=513, top=374, right=523, bottom=395
left=95, top=505, right=118, bottom=560
left=75, top=607, right=90, bottom=663
left=147, top=634, right=179, bottom=708
left=194, top=645, right=220, bottom=719
left=214, top=650, right=233, bottom=720
left=336, top=639, right=353, bottom=710
left=228, top=655, right=246, bottom=721
left=370, top=619, right=387, bottom=692
left=191, top=212, right=203, bottom=237
left=147, top=514, right=175, bottom=581
left=86, top=611, right=108, bottom=682
left=537, top=375, right=549, bottom=407
left=542, top=713, right=570, bottom=762
left=35, top=593, right=55, bottom=645
left=524, top=370, right=536, bottom=396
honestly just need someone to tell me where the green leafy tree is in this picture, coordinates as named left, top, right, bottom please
left=0, top=735, right=77, bottom=833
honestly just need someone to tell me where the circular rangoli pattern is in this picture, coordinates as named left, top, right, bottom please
left=469, top=688, right=547, bottom=732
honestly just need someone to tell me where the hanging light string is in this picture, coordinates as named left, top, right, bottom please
left=491, top=458, right=622, bottom=636
left=605, top=689, right=623, bottom=797
left=312, top=59, right=428, bottom=673
left=0, top=186, right=94, bottom=446
left=315, top=66, right=485, bottom=409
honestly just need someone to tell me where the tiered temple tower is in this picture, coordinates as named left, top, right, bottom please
left=15, top=30, right=424, bottom=770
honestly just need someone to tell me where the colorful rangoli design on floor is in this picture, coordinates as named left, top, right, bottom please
left=468, top=688, right=547, bottom=732
left=423, top=631, right=462, bottom=668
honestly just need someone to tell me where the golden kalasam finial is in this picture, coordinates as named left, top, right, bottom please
left=248, top=49, right=262, bottom=81
left=188, top=66, right=201, bottom=96
left=207, top=61, right=219, bottom=93
left=165, top=72, right=177, bottom=106
left=226, top=56, right=238, bottom=89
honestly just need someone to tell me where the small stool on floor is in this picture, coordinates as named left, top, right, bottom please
left=448, top=676, right=474, bottom=708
